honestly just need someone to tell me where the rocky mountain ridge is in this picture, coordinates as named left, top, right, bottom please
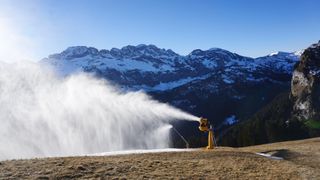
left=42, top=44, right=300, bottom=92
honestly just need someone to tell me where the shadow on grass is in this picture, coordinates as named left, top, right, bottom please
left=260, top=149, right=300, bottom=160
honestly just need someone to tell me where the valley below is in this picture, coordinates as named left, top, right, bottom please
left=1, top=137, right=319, bottom=179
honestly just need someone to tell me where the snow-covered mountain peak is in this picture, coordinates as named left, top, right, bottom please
left=48, top=46, right=99, bottom=59
left=293, top=50, right=304, bottom=56
left=188, top=49, right=204, bottom=56
left=189, top=47, right=238, bottom=56
left=47, top=44, right=181, bottom=62
left=106, top=44, right=179, bottom=59
left=135, top=44, right=179, bottom=58
left=268, top=50, right=304, bottom=59
left=310, top=40, right=320, bottom=48
left=207, top=48, right=232, bottom=53
left=208, top=48, right=221, bottom=51
left=43, top=44, right=301, bottom=91
left=268, top=51, right=288, bottom=56
left=188, top=48, right=248, bottom=65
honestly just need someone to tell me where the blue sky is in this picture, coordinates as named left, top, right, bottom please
left=0, top=0, right=320, bottom=62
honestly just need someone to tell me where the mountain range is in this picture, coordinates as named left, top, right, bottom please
left=42, top=44, right=306, bottom=147
left=42, top=45, right=301, bottom=91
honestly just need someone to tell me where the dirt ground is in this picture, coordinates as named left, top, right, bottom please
left=0, top=138, right=319, bottom=179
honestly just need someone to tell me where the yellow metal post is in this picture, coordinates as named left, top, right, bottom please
left=207, top=129, right=214, bottom=149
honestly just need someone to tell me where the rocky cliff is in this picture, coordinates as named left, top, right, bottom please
left=291, top=41, right=320, bottom=120
left=221, top=41, right=320, bottom=147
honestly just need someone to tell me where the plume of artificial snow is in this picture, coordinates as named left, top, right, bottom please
left=0, top=62, right=199, bottom=160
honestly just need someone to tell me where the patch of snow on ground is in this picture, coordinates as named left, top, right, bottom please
left=46, top=55, right=175, bottom=74
left=294, top=50, right=304, bottom=56
left=151, top=74, right=211, bottom=91
left=297, top=101, right=310, bottom=110
left=90, top=148, right=195, bottom=157
left=310, top=69, right=320, bottom=76
left=224, top=115, right=238, bottom=125
left=91, top=57, right=163, bottom=72
left=41, top=58, right=82, bottom=76
left=222, top=74, right=234, bottom=84
left=202, top=59, right=217, bottom=68
left=269, top=52, right=280, bottom=56
left=255, top=153, right=283, bottom=160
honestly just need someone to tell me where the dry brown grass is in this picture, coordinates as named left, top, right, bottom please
left=0, top=137, right=319, bottom=179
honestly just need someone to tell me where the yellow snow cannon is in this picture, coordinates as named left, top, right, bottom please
left=198, top=117, right=215, bottom=149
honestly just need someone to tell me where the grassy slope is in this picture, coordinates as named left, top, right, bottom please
left=0, top=138, right=319, bottom=179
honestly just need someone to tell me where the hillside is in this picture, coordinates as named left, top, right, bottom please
left=221, top=41, right=320, bottom=147
left=1, top=138, right=319, bottom=179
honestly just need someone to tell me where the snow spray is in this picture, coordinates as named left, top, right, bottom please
left=0, top=62, right=199, bottom=160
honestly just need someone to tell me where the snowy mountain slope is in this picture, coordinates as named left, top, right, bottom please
left=42, top=45, right=301, bottom=92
